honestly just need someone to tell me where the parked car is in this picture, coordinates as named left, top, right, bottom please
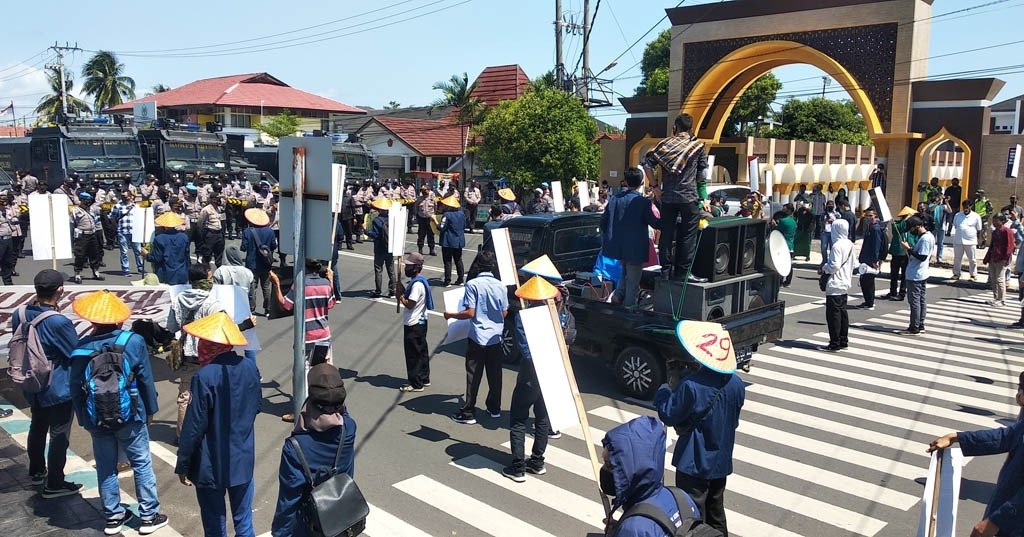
left=707, top=184, right=751, bottom=215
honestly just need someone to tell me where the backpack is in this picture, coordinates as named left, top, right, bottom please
left=288, top=421, right=370, bottom=537
left=251, top=229, right=275, bottom=266
left=72, top=331, right=137, bottom=431
left=7, top=306, right=60, bottom=394
left=618, top=487, right=723, bottom=537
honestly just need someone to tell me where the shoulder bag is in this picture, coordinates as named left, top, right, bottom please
left=287, top=423, right=369, bottom=537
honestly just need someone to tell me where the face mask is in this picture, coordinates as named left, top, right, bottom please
left=404, top=266, right=419, bottom=278
left=599, top=465, right=617, bottom=497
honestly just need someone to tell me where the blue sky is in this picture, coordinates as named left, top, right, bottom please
left=1, top=0, right=1022, bottom=128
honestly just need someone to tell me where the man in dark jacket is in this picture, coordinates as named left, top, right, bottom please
left=241, top=208, right=277, bottom=316
left=928, top=371, right=1023, bottom=537
left=602, top=416, right=702, bottom=537
left=271, top=364, right=357, bottom=537
left=601, top=167, right=659, bottom=307
left=12, top=269, right=82, bottom=498
left=68, top=291, right=168, bottom=535
left=439, top=196, right=467, bottom=286
left=654, top=326, right=745, bottom=535
left=644, top=114, right=709, bottom=283
left=175, top=311, right=261, bottom=537
left=366, top=198, right=396, bottom=297
left=857, top=208, right=887, bottom=310
left=144, top=212, right=190, bottom=285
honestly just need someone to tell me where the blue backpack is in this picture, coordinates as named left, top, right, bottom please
left=72, top=331, right=136, bottom=430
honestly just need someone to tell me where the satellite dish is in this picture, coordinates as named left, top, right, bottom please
left=764, top=230, right=792, bottom=277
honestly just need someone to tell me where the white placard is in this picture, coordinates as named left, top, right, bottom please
left=872, top=186, right=893, bottom=222
left=388, top=205, right=408, bottom=256
left=916, top=447, right=963, bottom=537
left=1007, top=144, right=1022, bottom=179
left=28, top=193, right=72, bottom=261
left=489, top=227, right=518, bottom=286
left=330, top=164, right=347, bottom=213
left=764, top=169, right=773, bottom=199
left=208, top=284, right=261, bottom=351
left=130, top=206, right=155, bottom=245
left=748, top=157, right=760, bottom=193
left=706, top=155, right=715, bottom=181
left=551, top=180, right=565, bottom=212
left=520, top=305, right=579, bottom=432
left=441, top=287, right=471, bottom=345
left=577, top=180, right=590, bottom=209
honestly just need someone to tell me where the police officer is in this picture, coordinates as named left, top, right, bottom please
left=71, top=192, right=105, bottom=283
left=183, top=184, right=203, bottom=260
left=250, top=180, right=273, bottom=212
left=139, top=174, right=160, bottom=202
left=198, top=194, right=225, bottom=266
left=15, top=169, right=39, bottom=192
left=57, top=175, right=79, bottom=206
left=0, top=193, right=20, bottom=284
left=11, top=183, right=29, bottom=258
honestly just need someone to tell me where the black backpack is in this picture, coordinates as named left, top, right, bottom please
left=71, top=331, right=137, bottom=431
left=618, top=487, right=723, bottom=537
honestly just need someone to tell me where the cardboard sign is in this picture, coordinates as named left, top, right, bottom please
left=748, top=157, right=760, bottom=193
left=577, top=180, right=590, bottom=209
left=28, top=193, right=72, bottom=261
left=130, top=206, right=155, bottom=245
left=330, top=163, right=347, bottom=213
left=675, top=320, right=737, bottom=374
left=388, top=205, right=408, bottom=256
left=489, top=227, right=518, bottom=286
left=916, top=448, right=963, bottom=537
left=872, top=186, right=893, bottom=222
left=520, top=305, right=580, bottom=432
left=1007, top=144, right=1022, bottom=179
left=208, top=284, right=261, bottom=351
left=441, top=287, right=470, bottom=345
left=551, top=180, right=565, bottom=212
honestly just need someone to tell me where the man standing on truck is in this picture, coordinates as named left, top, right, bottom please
left=601, top=167, right=659, bottom=307
left=643, top=114, right=709, bottom=283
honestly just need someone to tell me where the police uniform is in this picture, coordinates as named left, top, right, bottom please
left=0, top=200, right=19, bottom=284
left=71, top=199, right=105, bottom=279
left=198, top=202, right=225, bottom=266
left=183, top=194, right=203, bottom=256
left=13, top=191, right=29, bottom=257
left=140, top=181, right=160, bottom=201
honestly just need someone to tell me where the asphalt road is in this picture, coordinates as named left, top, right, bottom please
left=0, top=229, right=1017, bottom=537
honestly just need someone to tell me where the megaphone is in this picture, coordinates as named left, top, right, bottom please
left=764, top=230, right=792, bottom=277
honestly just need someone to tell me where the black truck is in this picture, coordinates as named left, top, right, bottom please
left=479, top=212, right=785, bottom=399
left=137, top=128, right=231, bottom=183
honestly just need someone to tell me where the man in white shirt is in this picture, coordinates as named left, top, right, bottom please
left=397, top=252, right=432, bottom=393
left=951, top=199, right=983, bottom=281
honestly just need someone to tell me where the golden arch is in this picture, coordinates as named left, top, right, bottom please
left=680, top=41, right=885, bottom=144
left=913, top=127, right=971, bottom=203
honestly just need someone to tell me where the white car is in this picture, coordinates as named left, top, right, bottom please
left=706, top=184, right=752, bottom=216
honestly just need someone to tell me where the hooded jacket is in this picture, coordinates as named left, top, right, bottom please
left=822, top=219, right=854, bottom=296
left=213, top=245, right=254, bottom=290
left=604, top=416, right=700, bottom=537
left=167, top=287, right=221, bottom=359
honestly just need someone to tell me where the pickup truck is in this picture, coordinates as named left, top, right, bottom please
left=477, top=212, right=786, bottom=399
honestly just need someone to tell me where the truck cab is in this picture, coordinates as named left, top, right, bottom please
left=138, top=128, right=230, bottom=183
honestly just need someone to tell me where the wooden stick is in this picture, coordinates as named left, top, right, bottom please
left=927, top=448, right=944, bottom=537
left=327, top=211, right=339, bottom=272
left=396, top=255, right=403, bottom=313
left=48, top=194, right=56, bottom=270
left=545, top=299, right=612, bottom=518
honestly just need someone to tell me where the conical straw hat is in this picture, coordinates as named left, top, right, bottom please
left=72, top=290, right=131, bottom=325
left=515, top=276, right=559, bottom=301
left=370, top=198, right=392, bottom=211
left=244, top=208, right=269, bottom=226
left=498, top=188, right=516, bottom=201
left=675, top=320, right=737, bottom=374
left=441, top=196, right=460, bottom=209
left=154, top=212, right=184, bottom=228
left=184, top=311, right=248, bottom=346
left=896, top=206, right=915, bottom=218
left=520, top=255, right=562, bottom=282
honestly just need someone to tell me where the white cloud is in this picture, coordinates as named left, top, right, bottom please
left=0, top=62, right=51, bottom=118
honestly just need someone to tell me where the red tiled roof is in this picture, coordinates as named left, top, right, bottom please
left=595, top=132, right=626, bottom=142
left=0, top=126, right=27, bottom=137
left=369, top=117, right=465, bottom=157
left=470, top=65, right=530, bottom=107
left=106, top=73, right=363, bottom=114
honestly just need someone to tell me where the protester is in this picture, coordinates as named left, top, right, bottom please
left=883, top=206, right=915, bottom=300
left=856, top=207, right=887, bottom=310
left=338, top=188, right=356, bottom=250
left=366, top=197, right=396, bottom=297
left=644, top=114, right=709, bottom=283
left=837, top=200, right=856, bottom=241
left=772, top=204, right=797, bottom=287
left=240, top=208, right=276, bottom=316
left=144, top=212, right=190, bottom=285
left=109, top=191, right=144, bottom=277
left=808, top=184, right=827, bottom=238
left=213, top=245, right=254, bottom=293
left=498, top=188, right=521, bottom=216
left=819, top=219, right=854, bottom=351
left=1003, top=195, right=1024, bottom=221
left=67, top=291, right=168, bottom=535
left=869, top=163, right=886, bottom=193
left=929, top=193, right=953, bottom=265
left=818, top=200, right=842, bottom=262
left=927, top=371, right=1023, bottom=537
left=654, top=324, right=745, bottom=534
left=175, top=311, right=261, bottom=537
left=952, top=199, right=983, bottom=281
left=983, top=213, right=1016, bottom=306
left=439, top=195, right=466, bottom=287
left=415, top=184, right=437, bottom=256
left=902, top=216, right=934, bottom=334
left=601, top=167, right=659, bottom=306
left=444, top=250, right=509, bottom=425
left=397, top=252, right=433, bottom=392
left=975, top=189, right=994, bottom=248
left=166, top=264, right=220, bottom=440
left=526, top=188, right=552, bottom=214
left=10, top=269, right=83, bottom=498
left=271, top=363, right=357, bottom=537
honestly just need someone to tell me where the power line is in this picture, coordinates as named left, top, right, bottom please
left=0, top=48, right=52, bottom=75
left=571, top=0, right=601, bottom=76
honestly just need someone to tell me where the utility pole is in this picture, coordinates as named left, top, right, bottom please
left=555, top=0, right=564, bottom=89
left=48, top=42, right=81, bottom=120
left=582, top=0, right=591, bottom=105
left=821, top=76, right=831, bottom=98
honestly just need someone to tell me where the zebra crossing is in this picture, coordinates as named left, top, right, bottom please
left=359, top=293, right=1023, bottom=537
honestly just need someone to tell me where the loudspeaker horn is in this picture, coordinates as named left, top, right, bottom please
left=764, top=230, right=792, bottom=278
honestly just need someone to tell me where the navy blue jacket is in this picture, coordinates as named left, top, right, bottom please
left=601, top=189, right=659, bottom=264
left=149, top=229, right=191, bottom=285
left=11, top=305, right=79, bottom=408
left=604, top=416, right=700, bottom=537
left=958, top=419, right=1024, bottom=536
left=271, top=412, right=357, bottom=537
left=241, top=226, right=278, bottom=273
left=439, top=209, right=466, bottom=248
left=654, top=368, right=745, bottom=479
left=175, top=351, right=261, bottom=489
left=69, top=330, right=158, bottom=430
left=366, top=214, right=390, bottom=256
left=858, top=219, right=888, bottom=266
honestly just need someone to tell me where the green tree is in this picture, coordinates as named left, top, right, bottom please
left=476, top=87, right=600, bottom=188
left=723, top=73, right=783, bottom=137
left=531, top=69, right=558, bottom=91
left=35, top=66, right=91, bottom=124
left=430, top=72, right=485, bottom=179
left=254, top=109, right=302, bottom=140
left=383, top=100, right=401, bottom=110
left=81, top=50, right=136, bottom=113
left=763, top=97, right=870, bottom=145
left=634, top=29, right=671, bottom=96
left=147, top=84, right=171, bottom=96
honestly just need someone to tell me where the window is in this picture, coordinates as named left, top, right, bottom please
left=507, top=228, right=540, bottom=257
left=214, top=113, right=252, bottom=128
left=552, top=226, right=602, bottom=256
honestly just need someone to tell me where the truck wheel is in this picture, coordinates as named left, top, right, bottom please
left=500, top=320, right=521, bottom=365
left=614, top=346, right=664, bottom=399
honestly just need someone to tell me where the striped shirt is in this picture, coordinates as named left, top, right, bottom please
left=281, top=274, right=337, bottom=343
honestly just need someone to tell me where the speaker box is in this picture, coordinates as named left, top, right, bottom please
left=736, top=220, right=767, bottom=276
left=653, top=272, right=766, bottom=320
left=691, top=219, right=766, bottom=282
left=738, top=272, right=781, bottom=311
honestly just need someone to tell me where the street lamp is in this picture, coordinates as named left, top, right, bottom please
left=596, top=61, right=618, bottom=77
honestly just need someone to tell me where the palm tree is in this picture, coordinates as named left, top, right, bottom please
left=81, top=50, right=136, bottom=114
left=429, top=73, right=484, bottom=182
left=35, top=66, right=91, bottom=124
left=146, top=83, right=171, bottom=96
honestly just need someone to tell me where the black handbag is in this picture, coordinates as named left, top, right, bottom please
left=287, top=423, right=369, bottom=537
